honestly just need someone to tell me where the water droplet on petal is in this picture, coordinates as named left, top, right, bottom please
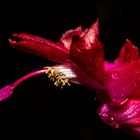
left=107, top=117, right=114, bottom=124
left=111, top=71, right=120, bottom=80
left=106, top=116, right=121, bottom=128
left=110, top=117, right=114, bottom=121
left=107, top=117, right=117, bottom=126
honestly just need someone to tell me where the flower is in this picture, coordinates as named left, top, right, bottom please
left=9, top=20, right=105, bottom=90
left=1, top=19, right=140, bottom=137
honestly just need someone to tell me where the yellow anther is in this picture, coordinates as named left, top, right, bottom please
left=44, top=67, right=70, bottom=88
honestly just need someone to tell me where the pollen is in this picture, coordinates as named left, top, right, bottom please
left=44, top=67, right=70, bottom=89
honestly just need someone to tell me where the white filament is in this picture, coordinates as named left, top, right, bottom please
left=55, top=65, right=77, bottom=79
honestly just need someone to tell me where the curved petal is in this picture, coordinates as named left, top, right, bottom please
left=83, top=19, right=99, bottom=49
left=59, top=26, right=83, bottom=49
left=109, top=99, right=140, bottom=122
left=12, top=33, right=69, bottom=53
left=105, top=58, right=140, bottom=106
left=70, top=35, right=105, bottom=85
left=114, top=39, right=139, bottom=64
left=70, top=63, right=106, bottom=90
left=98, top=100, right=140, bottom=133
left=9, top=39, right=70, bottom=63
left=122, top=116, right=140, bottom=125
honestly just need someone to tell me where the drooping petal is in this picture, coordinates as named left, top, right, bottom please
left=114, top=39, right=139, bottom=64
left=9, top=39, right=70, bottom=63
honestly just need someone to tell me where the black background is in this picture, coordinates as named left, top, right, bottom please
left=0, top=0, right=139, bottom=139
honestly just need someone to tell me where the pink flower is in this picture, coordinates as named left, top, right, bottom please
left=9, top=20, right=105, bottom=89
left=1, top=19, right=140, bottom=137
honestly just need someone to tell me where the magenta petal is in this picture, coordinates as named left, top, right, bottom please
left=98, top=101, right=140, bottom=133
left=122, top=116, right=140, bottom=125
left=9, top=39, right=70, bottom=63
left=109, top=99, right=140, bottom=122
left=115, top=39, right=139, bottom=64
left=97, top=103, right=110, bottom=123
left=105, top=58, right=140, bottom=106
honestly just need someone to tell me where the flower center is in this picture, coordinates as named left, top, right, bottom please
left=44, top=66, right=70, bottom=89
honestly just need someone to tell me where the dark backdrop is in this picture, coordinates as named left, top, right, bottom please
left=0, top=0, right=139, bottom=139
